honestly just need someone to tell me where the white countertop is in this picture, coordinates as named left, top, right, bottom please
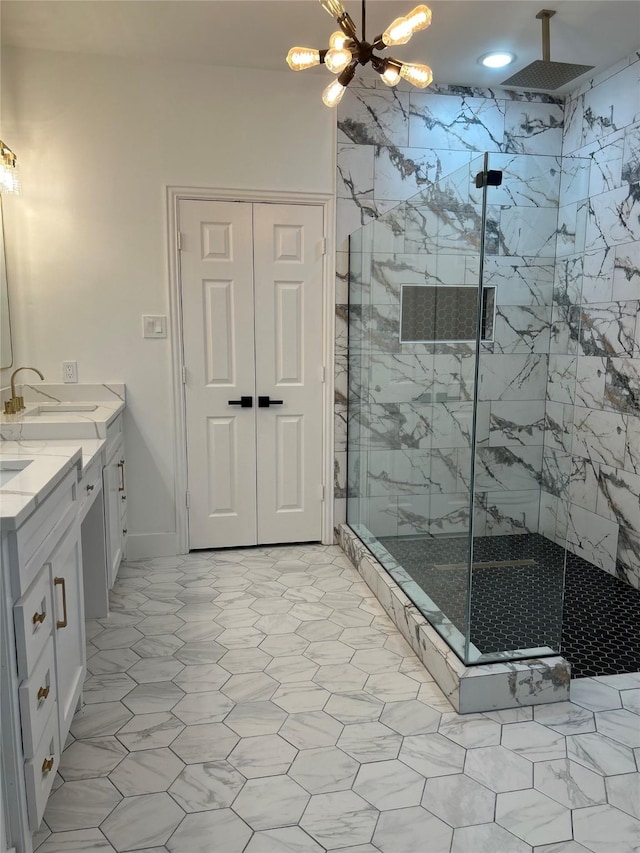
left=0, top=400, right=124, bottom=441
left=0, top=443, right=84, bottom=529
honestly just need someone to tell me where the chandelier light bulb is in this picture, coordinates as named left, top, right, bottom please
left=382, top=4, right=431, bottom=46
left=404, top=5, right=432, bottom=33
left=382, top=16, right=413, bottom=46
left=380, top=62, right=402, bottom=86
left=322, top=78, right=348, bottom=107
left=329, top=30, right=350, bottom=50
left=319, top=0, right=346, bottom=18
left=325, top=47, right=352, bottom=73
left=286, top=47, right=321, bottom=71
left=399, top=62, right=433, bottom=88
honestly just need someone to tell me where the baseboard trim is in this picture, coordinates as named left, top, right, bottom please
left=125, top=532, right=181, bottom=560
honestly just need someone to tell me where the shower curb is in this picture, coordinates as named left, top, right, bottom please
left=337, top=524, right=571, bottom=713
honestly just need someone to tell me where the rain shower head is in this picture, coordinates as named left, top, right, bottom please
left=501, top=9, right=594, bottom=90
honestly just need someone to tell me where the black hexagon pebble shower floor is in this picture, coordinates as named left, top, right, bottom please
left=378, top=533, right=640, bottom=679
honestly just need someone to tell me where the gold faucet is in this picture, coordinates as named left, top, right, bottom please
left=4, top=367, right=45, bottom=414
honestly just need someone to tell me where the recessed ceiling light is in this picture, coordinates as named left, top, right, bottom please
left=480, top=52, right=515, bottom=69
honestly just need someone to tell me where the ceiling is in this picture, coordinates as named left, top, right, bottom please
left=2, top=0, right=639, bottom=94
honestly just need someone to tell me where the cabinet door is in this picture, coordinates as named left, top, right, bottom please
left=50, top=522, right=85, bottom=744
left=104, top=442, right=124, bottom=588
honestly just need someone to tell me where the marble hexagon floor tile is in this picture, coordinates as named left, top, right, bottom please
left=33, top=544, right=640, bottom=852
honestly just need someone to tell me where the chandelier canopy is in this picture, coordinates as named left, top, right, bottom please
left=287, top=0, right=434, bottom=107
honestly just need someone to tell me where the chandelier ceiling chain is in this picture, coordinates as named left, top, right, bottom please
left=287, top=0, right=434, bottom=107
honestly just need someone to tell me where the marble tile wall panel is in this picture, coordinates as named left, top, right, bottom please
left=612, top=240, right=640, bottom=301
left=544, top=401, right=574, bottom=455
left=491, top=305, right=552, bottom=353
left=484, top=257, right=554, bottom=306
left=571, top=407, right=627, bottom=469
left=566, top=505, right=619, bottom=575
left=581, top=249, right=614, bottom=303
left=503, top=100, right=564, bottom=155
left=604, top=357, right=640, bottom=416
left=596, top=465, right=640, bottom=532
left=477, top=355, right=548, bottom=402
left=553, top=255, right=584, bottom=307
left=408, top=93, right=505, bottom=152
left=616, top=525, right=640, bottom=589
left=484, top=490, right=541, bottom=536
left=577, top=301, right=640, bottom=358
left=489, top=400, right=546, bottom=447
left=569, top=457, right=599, bottom=514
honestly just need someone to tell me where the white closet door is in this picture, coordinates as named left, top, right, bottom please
left=180, top=200, right=257, bottom=549
left=253, top=203, right=324, bottom=544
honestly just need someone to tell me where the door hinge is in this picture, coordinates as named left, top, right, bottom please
left=320, top=366, right=326, bottom=383
left=186, top=491, right=190, bottom=508
left=320, top=484, right=325, bottom=501
left=320, top=237, right=327, bottom=255
left=182, top=365, right=187, bottom=384
left=177, top=231, right=183, bottom=251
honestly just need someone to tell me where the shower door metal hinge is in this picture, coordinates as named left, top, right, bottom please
left=182, top=365, right=187, bottom=384
left=475, top=169, right=503, bottom=189
left=177, top=231, right=183, bottom=251
left=186, top=491, right=190, bottom=508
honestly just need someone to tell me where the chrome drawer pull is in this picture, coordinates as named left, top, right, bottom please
left=32, top=610, right=46, bottom=626
left=54, top=577, right=68, bottom=629
left=37, top=685, right=50, bottom=702
left=41, top=756, right=54, bottom=775
left=118, top=460, right=125, bottom=492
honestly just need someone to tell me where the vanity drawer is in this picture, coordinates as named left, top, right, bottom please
left=14, top=566, right=53, bottom=681
left=78, top=454, right=103, bottom=522
left=19, top=640, right=57, bottom=759
left=24, top=704, right=60, bottom=831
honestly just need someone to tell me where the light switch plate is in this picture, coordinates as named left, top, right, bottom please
left=142, top=315, right=167, bottom=338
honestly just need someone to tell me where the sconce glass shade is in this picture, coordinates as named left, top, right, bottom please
left=287, top=47, right=322, bottom=70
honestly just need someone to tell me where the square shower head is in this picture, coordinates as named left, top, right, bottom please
left=501, top=59, right=595, bottom=90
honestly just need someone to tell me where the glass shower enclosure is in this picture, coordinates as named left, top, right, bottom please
left=348, top=152, right=578, bottom=666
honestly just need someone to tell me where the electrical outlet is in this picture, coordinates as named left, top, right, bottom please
left=63, top=361, right=78, bottom=383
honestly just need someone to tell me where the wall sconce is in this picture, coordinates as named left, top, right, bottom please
left=0, top=141, right=20, bottom=195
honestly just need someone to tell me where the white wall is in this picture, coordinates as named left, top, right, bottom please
left=1, top=47, right=336, bottom=556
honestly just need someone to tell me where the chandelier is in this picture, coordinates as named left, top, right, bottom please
left=286, top=0, right=433, bottom=107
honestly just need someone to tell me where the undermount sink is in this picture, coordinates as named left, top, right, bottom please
left=30, top=404, right=98, bottom=415
left=0, top=459, right=33, bottom=487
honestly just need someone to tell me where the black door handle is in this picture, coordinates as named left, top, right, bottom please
left=228, top=396, right=253, bottom=408
left=258, top=396, right=284, bottom=408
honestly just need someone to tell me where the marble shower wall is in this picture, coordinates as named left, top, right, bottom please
left=335, top=78, right=565, bottom=539
left=541, top=52, right=640, bottom=589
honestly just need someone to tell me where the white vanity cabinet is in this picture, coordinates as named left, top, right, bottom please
left=1, top=463, right=86, bottom=848
left=103, top=413, right=127, bottom=588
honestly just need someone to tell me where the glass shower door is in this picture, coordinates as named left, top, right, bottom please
left=347, top=155, right=487, bottom=662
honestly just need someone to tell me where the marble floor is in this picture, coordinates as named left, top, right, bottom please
left=34, top=544, right=640, bottom=853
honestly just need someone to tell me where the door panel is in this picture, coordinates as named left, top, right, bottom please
left=253, top=203, right=324, bottom=543
left=180, top=200, right=257, bottom=548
